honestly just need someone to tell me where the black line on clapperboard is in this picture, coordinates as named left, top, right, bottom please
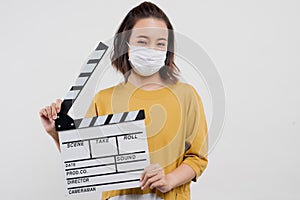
left=79, top=73, right=91, bottom=77
left=115, top=136, right=120, bottom=155
left=87, top=59, right=100, bottom=64
left=88, top=140, right=92, bottom=158
left=114, top=136, right=119, bottom=172
left=119, top=112, right=129, bottom=122
left=61, top=131, right=143, bottom=145
left=67, top=168, right=144, bottom=181
left=64, top=150, right=146, bottom=163
left=70, top=86, right=83, bottom=91
left=65, top=159, right=147, bottom=171
left=113, top=155, right=118, bottom=172
left=66, top=162, right=115, bottom=171
left=89, top=116, right=98, bottom=129
left=67, top=179, right=140, bottom=190
left=104, top=114, right=113, bottom=125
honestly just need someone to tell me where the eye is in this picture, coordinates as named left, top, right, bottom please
left=137, top=40, right=147, bottom=45
left=157, top=43, right=166, bottom=47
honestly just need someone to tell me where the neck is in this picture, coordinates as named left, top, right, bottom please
left=127, top=70, right=166, bottom=90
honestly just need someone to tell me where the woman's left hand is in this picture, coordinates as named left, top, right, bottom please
left=140, top=164, right=173, bottom=193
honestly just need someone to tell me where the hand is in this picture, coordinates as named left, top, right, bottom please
left=39, top=99, right=62, bottom=139
left=140, top=164, right=173, bottom=193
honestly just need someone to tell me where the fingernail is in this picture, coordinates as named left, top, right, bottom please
left=53, top=115, right=57, bottom=119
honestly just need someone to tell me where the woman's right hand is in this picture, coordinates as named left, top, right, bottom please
left=39, top=99, right=62, bottom=139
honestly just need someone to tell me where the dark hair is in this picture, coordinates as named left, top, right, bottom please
left=110, top=1, right=180, bottom=84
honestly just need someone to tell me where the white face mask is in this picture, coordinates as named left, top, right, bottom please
left=127, top=43, right=167, bottom=77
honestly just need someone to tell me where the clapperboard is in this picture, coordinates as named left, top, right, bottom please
left=55, top=42, right=150, bottom=196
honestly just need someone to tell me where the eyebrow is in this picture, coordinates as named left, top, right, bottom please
left=136, top=35, right=167, bottom=41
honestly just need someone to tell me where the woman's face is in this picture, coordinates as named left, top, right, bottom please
left=128, top=18, right=168, bottom=52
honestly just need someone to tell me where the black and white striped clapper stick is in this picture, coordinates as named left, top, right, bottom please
left=54, top=41, right=145, bottom=131
left=55, top=42, right=107, bottom=131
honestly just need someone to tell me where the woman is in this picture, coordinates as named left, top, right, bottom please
left=39, top=2, right=208, bottom=200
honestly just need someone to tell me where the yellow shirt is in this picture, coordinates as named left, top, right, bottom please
left=85, top=81, right=208, bottom=200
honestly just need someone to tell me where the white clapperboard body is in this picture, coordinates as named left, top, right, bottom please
left=55, top=42, right=150, bottom=196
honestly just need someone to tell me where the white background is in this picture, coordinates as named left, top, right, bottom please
left=0, top=0, right=299, bottom=199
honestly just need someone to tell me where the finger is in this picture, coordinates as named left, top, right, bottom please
left=39, top=108, right=48, bottom=118
left=46, top=106, right=52, bottom=120
left=142, top=173, right=163, bottom=190
left=140, top=167, right=163, bottom=187
left=140, top=166, right=157, bottom=183
left=56, top=99, right=62, bottom=113
left=140, top=171, right=156, bottom=187
left=39, top=109, right=45, bottom=117
left=51, top=103, right=57, bottom=119
left=150, top=179, right=164, bottom=190
left=42, top=108, right=48, bottom=118
left=140, top=165, right=154, bottom=181
left=140, top=164, right=161, bottom=181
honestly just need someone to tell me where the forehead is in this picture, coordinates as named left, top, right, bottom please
left=130, top=18, right=168, bottom=39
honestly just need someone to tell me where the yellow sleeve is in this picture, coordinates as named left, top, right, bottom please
left=182, top=86, right=208, bottom=182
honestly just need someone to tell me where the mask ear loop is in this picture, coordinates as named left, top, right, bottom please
left=126, top=42, right=134, bottom=82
